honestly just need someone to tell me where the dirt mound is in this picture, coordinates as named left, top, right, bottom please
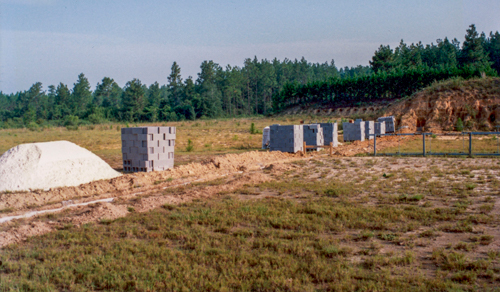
left=0, top=151, right=295, bottom=210
left=386, top=78, right=500, bottom=132
left=0, top=141, right=121, bottom=192
left=0, top=221, right=53, bottom=246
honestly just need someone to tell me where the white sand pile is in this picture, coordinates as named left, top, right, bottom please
left=0, top=141, right=121, bottom=192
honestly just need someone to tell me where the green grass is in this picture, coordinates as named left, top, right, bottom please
left=1, top=144, right=500, bottom=290
left=0, top=194, right=474, bottom=291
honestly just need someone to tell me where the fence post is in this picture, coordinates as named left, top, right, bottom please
left=423, top=133, right=426, bottom=157
left=469, top=133, right=472, bottom=157
left=374, top=134, right=377, bottom=156
left=303, top=141, right=307, bottom=156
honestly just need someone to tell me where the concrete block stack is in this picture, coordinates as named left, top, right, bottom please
left=303, top=124, right=324, bottom=151
left=319, top=123, right=338, bottom=147
left=343, top=121, right=365, bottom=142
left=364, top=121, right=375, bottom=140
left=262, top=126, right=270, bottom=149
left=121, top=126, right=176, bottom=172
left=269, top=124, right=304, bottom=153
left=378, top=116, right=395, bottom=133
left=374, top=122, right=386, bottom=136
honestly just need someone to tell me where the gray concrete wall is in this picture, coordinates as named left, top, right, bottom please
left=269, top=124, right=304, bottom=153
left=303, top=124, right=324, bottom=151
left=319, top=123, right=338, bottom=147
left=377, top=116, right=395, bottom=133
left=121, top=126, right=176, bottom=172
left=374, top=122, right=386, bottom=136
left=343, top=122, right=365, bottom=142
left=364, top=121, right=374, bottom=140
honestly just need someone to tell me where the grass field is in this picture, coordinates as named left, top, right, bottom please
left=1, top=154, right=500, bottom=290
left=0, top=116, right=342, bottom=169
left=1, top=117, right=500, bottom=290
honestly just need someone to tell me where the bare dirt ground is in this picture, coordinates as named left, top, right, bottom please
left=0, top=135, right=412, bottom=247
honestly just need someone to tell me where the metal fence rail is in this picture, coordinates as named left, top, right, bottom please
left=372, top=131, right=500, bottom=157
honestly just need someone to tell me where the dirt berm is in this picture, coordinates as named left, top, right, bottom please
left=0, top=151, right=292, bottom=211
left=0, top=134, right=408, bottom=212
left=385, top=77, right=500, bottom=132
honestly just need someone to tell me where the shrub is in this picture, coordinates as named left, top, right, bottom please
left=249, top=122, right=261, bottom=134
left=26, top=121, right=40, bottom=131
left=88, top=113, right=105, bottom=125
left=186, top=139, right=194, bottom=152
left=64, top=115, right=80, bottom=130
left=456, top=118, right=464, bottom=132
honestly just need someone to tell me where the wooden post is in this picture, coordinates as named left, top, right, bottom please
left=303, top=141, right=307, bottom=156
left=329, top=142, right=333, bottom=156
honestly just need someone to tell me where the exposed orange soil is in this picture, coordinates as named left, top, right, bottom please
left=386, top=78, right=500, bottom=132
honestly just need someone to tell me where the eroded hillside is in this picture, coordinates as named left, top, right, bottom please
left=386, top=77, right=500, bottom=132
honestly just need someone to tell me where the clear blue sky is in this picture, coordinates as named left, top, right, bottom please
left=0, top=0, right=499, bottom=93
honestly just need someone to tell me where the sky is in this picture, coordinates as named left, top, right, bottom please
left=0, top=0, right=499, bottom=94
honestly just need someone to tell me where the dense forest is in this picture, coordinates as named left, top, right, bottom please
left=1, top=24, right=499, bottom=129
left=273, top=25, right=500, bottom=111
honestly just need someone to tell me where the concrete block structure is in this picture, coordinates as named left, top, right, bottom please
left=343, top=121, right=365, bottom=142
left=269, top=124, right=304, bottom=153
left=262, top=126, right=270, bottom=149
left=378, top=116, right=395, bottom=133
left=374, top=122, right=386, bottom=136
left=121, top=126, right=176, bottom=172
left=303, top=124, right=324, bottom=151
left=364, top=121, right=375, bottom=140
left=319, top=123, right=338, bottom=147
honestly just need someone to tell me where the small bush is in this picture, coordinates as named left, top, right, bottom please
left=186, top=139, right=194, bottom=152
left=470, top=234, right=494, bottom=245
left=456, top=118, right=464, bottom=131
left=88, top=113, right=105, bottom=125
left=398, top=194, right=424, bottom=202
left=383, top=173, right=394, bottom=179
left=26, top=121, right=40, bottom=131
left=64, top=115, right=80, bottom=130
left=249, top=122, right=262, bottom=134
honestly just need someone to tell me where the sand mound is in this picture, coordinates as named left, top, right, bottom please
left=386, top=77, right=500, bottom=132
left=0, top=141, right=121, bottom=192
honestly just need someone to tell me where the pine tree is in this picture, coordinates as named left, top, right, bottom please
left=122, top=79, right=145, bottom=122
left=71, top=73, right=92, bottom=117
left=459, top=24, right=491, bottom=71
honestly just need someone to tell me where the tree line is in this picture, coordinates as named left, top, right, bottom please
left=1, top=24, right=499, bottom=129
left=0, top=58, right=366, bottom=129
left=273, top=25, right=500, bottom=111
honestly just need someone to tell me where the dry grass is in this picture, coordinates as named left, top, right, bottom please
left=0, top=116, right=340, bottom=169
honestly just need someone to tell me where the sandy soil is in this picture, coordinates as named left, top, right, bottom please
left=0, top=134, right=455, bottom=248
